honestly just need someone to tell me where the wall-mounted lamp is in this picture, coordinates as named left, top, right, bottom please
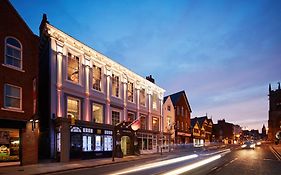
left=29, top=118, right=39, bottom=131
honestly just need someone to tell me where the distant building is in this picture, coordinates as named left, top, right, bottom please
left=268, top=83, right=281, bottom=141
left=164, top=91, right=192, bottom=144
left=191, top=116, right=213, bottom=147
left=163, top=96, right=175, bottom=146
left=213, top=119, right=235, bottom=144
left=242, top=129, right=260, bottom=141
left=0, top=0, right=39, bottom=165
left=261, top=124, right=267, bottom=140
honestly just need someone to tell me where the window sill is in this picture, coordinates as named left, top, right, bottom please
left=1, top=107, right=24, bottom=113
left=2, top=64, right=25, bottom=72
left=111, top=95, right=122, bottom=100
left=92, top=89, right=104, bottom=94
left=65, top=79, right=83, bottom=87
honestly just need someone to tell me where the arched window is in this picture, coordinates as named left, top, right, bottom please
left=5, top=37, right=22, bottom=69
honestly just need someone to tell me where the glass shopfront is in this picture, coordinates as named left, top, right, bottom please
left=0, top=128, right=20, bottom=162
left=67, top=126, right=113, bottom=159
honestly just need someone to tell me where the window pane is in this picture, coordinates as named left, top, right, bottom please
left=93, top=103, right=103, bottom=123
left=140, top=89, right=146, bottom=106
left=127, top=82, right=134, bottom=102
left=112, top=111, right=120, bottom=126
left=7, top=38, right=21, bottom=48
left=93, top=65, right=101, bottom=91
left=6, top=85, right=20, bottom=97
left=67, top=53, right=79, bottom=83
left=140, top=115, right=147, bottom=130
left=5, top=97, right=20, bottom=108
left=95, top=135, right=102, bottom=151
left=112, top=74, right=119, bottom=97
left=152, top=93, right=157, bottom=110
left=152, top=117, right=159, bottom=131
left=67, top=98, right=80, bottom=120
left=127, top=112, right=136, bottom=122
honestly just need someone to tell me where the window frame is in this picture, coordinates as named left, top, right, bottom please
left=139, top=88, right=146, bottom=107
left=4, top=83, right=22, bottom=110
left=127, top=81, right=134, bottom=103
left=4, top=36, right=23, bottom=70
left=152, top=93, right=158, bottom=110
left=92, top=64, right=102, bottom=91
left=111, top=110, right=120, bottom=126
left=111, top=74, right=120, bottom=98
left=92, top=102, right=104, bottom=124
left=66, top=52, right=80, bottom=84
left=66, top=96, right=81, bottom=121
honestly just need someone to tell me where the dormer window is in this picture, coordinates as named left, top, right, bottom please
left=5, top=37, right=22, bottom=69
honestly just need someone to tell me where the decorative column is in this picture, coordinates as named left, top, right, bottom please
left=147, top=87, right=152, bottom=130
left=135, top=81, right=140, bottom=118
left=84, top=58, right=91, bottom=122
left=122, top=74, right=128, bottom=121
left=105, top=65, right=112, bottom=124
left=56, top=42, right=64, bottom=118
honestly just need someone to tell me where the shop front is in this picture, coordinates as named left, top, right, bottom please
left=176, top=131, right=191, bottom=144
left=56, top=122, right=113, bottom=160
left=0, top=128, right=20, bottom=163
left=137, top=130, right=162, bottom=154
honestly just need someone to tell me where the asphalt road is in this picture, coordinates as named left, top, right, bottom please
left=51, top=144, right=281, bottom=175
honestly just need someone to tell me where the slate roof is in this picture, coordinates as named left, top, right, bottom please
left=164, top=90, right=192, bottom=112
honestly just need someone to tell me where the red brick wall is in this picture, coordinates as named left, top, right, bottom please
left=0, top=0, right=39, bottom=165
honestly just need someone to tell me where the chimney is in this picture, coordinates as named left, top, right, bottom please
left=146, top=75, right=155, bottom=84
left=39, top=13, right=49, bottom=36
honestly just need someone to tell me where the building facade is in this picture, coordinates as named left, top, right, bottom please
left=0, top=0, right=39, bottom=165
left=38, top=15, right=165, bottom=162
left=191, top=116, right=213, bottom=147
left=268, top=83, right=281, bottom=141
left=163, top=96, right=175, bottom=148
left=164, top=91, right=192, bottom=144
left=213, top=119, right=234, bottom=144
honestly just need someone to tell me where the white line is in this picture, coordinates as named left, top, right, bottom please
left=162, top=154, right=222, bottom=175
left=201, top=149, right=231, bottom=156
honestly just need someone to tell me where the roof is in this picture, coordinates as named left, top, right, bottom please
left=164, top=90, right=192, bottom=112
left=191, top=118, right=199, bottom=128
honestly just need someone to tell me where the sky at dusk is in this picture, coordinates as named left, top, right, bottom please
left=10, top=0, right=281, bottom=132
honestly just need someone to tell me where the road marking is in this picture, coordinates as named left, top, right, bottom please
left=269, top=146, right=281, bottom=161
left=210, top=166, right=218, bottom=171
left=229, top=157, right=238, bottom=164
left=201, top=149, right=231, bottom=156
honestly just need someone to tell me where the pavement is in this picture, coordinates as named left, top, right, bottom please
left=0, top=144, right=225, bottom=175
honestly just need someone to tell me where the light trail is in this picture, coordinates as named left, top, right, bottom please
left=110, top=154, right=198, bottom=175
left=162, top=154, right=222, bottom=175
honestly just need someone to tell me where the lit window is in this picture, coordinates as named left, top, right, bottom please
left=152, top=93, right=158, bottom=110
left=112, top=111, right=120, bottom=126
left=83, top=135, right=93, bottom=152
left=140, top=115, right=147, bottom=130
left=127, top=82, right=134, bottom=102
left=93, top=65, right=102, bottom=91
left=112, top=74, right=119, bottom=97
left=140, top=88, right=146, bottom=106
left=152, top=117, right=159, bottom=131
left=5, top=37, right=22, bottom=69
left=95, top=135, right=102, bottom=151
left=67, top=53, right=79, bottom=83
left=167, top=116, right=171, bottom=127
left=104, top=135, right=113, bottom=151
left=4, top=84, right=21, bottom=109
left=67, top=97, right=80, bottom=120
left=92, top=103, right=103, bottom=123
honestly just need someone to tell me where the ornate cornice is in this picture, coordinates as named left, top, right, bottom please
left=45, top=23, right=165, bottom=95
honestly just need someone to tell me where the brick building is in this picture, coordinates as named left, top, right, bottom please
left=268, top=83, right=281, bottom=141
left=164, top=91, right=192, bottom=144
left=0, top=0, right=39, bottom=165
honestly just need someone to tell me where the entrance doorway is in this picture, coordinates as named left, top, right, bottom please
left=121, top=136, right=131, bottom=156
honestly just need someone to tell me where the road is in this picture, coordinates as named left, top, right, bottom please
left=51, top=144, right=281, bottom=175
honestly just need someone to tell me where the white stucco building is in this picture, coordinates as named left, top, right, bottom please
left=38, top=15, right=165, bottom=162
